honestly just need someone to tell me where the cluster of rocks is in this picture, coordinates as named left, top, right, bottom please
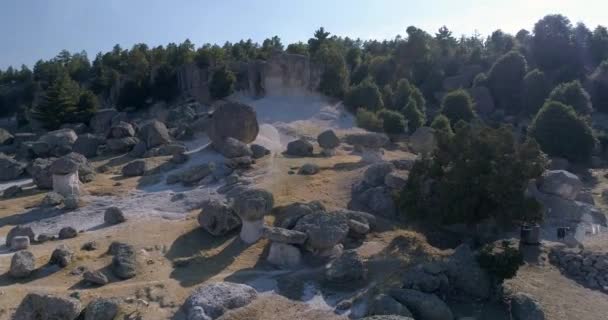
left=549, top=247, right=608, bottom=291
left=350, top=161, right=410, bottom=218
left=283, top=128, right=341, bottom=159
left=12, top=292, right=120, bottom=320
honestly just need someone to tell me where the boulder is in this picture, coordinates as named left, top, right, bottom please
left=325, top=250, right=367, bottom=283
left=6, top=225, right=36, bottom=246
left=445, top=244, right=491, bottom=300
left=298, top=163, right=320, bottom=175
left=198, top=199, right=241, bottom=236
left=63, top=195, right=80, bottom=210
left=108, top=121, right=135, bottom=139
left=90, top=109, right=121, bottom=134
left=73, top=134, right=105, bottom=158
left=213, top=137, right=252, bottom=158
left=10, top=236, right=30, bottom=251
left=344, top=132, right=389, bottom=148
left=122, top=159, right=147, bottom=177
left=549, top=157, right=570, bottom=171
left=278, top=201, right=325, bottom=229
left=110, top=242, right=137, bottom=279
left=128, top=140, right=147, bottom=158
left=263, top=226, right=307, bottom=244
left=13, top=293, right=82, bottom=320
left=267, top=242, right=302, bottom=268
left=52, top=171, right=80, bottom=197
left=0, top=153, right=25, bottom=181
left=49, top=244, right=74, bottom=268
left=104, top=207, right=128, bottom=226
left=368, top=294, right=413, bottom=318
left=286, top=139, right=314, bottom=157
left=0, top=127, right=14, bottom=145
left=173, top=163, right=215, bottom=185
left=364, top=162, right=395, bottom=187
left=318, top=129, right=340, bottom=149
left=107, top=137, right=139, bottom=153
left=334, top=209, right=377, bottom=229
left=84, top=298, right=119, bottom=320
left=240, top=219, right=265, bottom=244
left=83, top=270, right=109, bottom=286
left=409, top=127, right=436, bottom=155
left=10, top=250, right=36, bottom=278
left=294, top=212, right=349, bottom=251
left=402, top=265, right=448, bottom=293
left=58, top=226, right=78, bottom=239
left=509, top=292, right=545, bottom=320
left=207, top=102, right=259, bottom=144
left=233, top=188, right=274, bottom=221
left=50, top=157, right=79, bottom=175
left=39, top=128, right=78, bottom=156
left=385, top=171, right=409, bottom=190
left=42, top=191, right=64, bottom=206
left=250, top=144, right=270, bottom=159
left=28, top=158, right=54, bottom=189
left=183, top=282, right=258, bottom=320
left=356, top=186, right=397, bottom=218
left=389, top=289, right=454, bottom=320
left=539, top=170, right=583, bottom=200
left=575, top=190, right=595, bottom=205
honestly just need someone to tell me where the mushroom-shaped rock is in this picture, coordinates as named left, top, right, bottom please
left=286, top=139, right=314, bottom=157
left=183, top=282, right=258, bottom=320
left=10, top=250, right=36, bottom=278
left=233, top=188, right=274, bottom=243
left=207, top=102, right=259, bottom=144
left=318, top=129, right=340, bottom=149
left=364, top=162, right=395, bottom=187
left=294, top=212, right=349, bottom=251
left=198, top=199, right=242, bottom=236
left=50, top=157, right=79, bottom=175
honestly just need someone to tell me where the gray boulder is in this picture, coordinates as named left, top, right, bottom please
left=107, top=136, right=139, bottom=153
left=73, top=134, right=105, bottom=158
left=111, top=242, right=137, bottom=279
left=0, top=153, right=25, bottom=181
left=13, top=293, right=82, bottom=320
left=510, top=292, right=545, bottom=320
left=58, top=226, right=77, bottom=239
left=0, top=127, right=14, bottom=145
left=539, top=170, right=583, bottom=200
left=263, top=226, right=307, bottom=244
left=128, top=140, right=147, bottom=158
left=294, top=212, right=349, bottom=250
left=250, top=144, right=270, bottom=159
left=385, top=171, right=408, bottom=190
left=143, top=143, right=187, bottom=158
left=50, top=157, right=79, bottom=175
left=103, top=207, right=127, bottom=225
left=55, top=152, right=95, bottom=182
left=207, top=102, right=259, bottom=144
left=10, top=250, right=36, bottom=278
left=286, top=139, right=314, bottom=157
left=267, top=242, right=302, bottom=268
left=344, top=132, right=389, bottom=148
left=49, top=244, right=74, bottom=268
left=42, top=192, right=64, bottom=207
left=39, top=128, right=78, bottom=156
left=298, top=163, right=320, bottom=175
left=368, top=294, right=413, bottom=318
left=325, top=249, right=367, bottom=283
left=108, top=121, right=135, bottom=139
left=318, top=129, right=340, bottom=149
left=233, top=188, right=274, bottom=221
left=84, top=298, right=119, bottom=320
left=90, top=109, right=121, bottom=134
left=10, top=236, right=30, bottom=251
left=183, top=282, right=257, bottom=319
left=445, top=244, right=491, bottom=300
left=83, top=270, right=109, bottom=286
left=213, top=137, right=252, bottom=158
left=389, top=289, right=453, bottom=320
left=177, top=163, right=215, bottom=186
left=28, top=158, right=54, bottom=189
left=356, top=186, right=397, bottom=218
left=409, top=127, right=436, bottom=155
left=198, top=199, right=241, bottom=236
left=364, top=162, right=395, bottom=187
left=122, top=159, right=147, bottom=177
left=6, top=225, right=36, bottom=246
left=278, top=201, right=326, bottom=229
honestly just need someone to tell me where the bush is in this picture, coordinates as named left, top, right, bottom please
left=522, top=69, right=550, bottom=115
left=487, top=51, right=528, bottom=113
left=378, top=109, right=406, bottom=134
left=440, top=89, right=476, bottom=125
left=345, top=78, right=384, bottom=111
left=430, top=114, right=453, bottom=136
left=402, top=98, right=425, bottom=134
left=315, top=44, right=349, bottom=98
left=33, top=72, right=80, bottom=129
left=72, top=90, right=99, bottom=123
left=392, top=78, right=412, bottom=110
left=356, top=109, right=383, bottom=132
left=477, top=241, right=524, bottom=282
left=529, top=101, right=596, bottom=162
left=209, top=65, right=236, bottom=99
left=547, top=80, right=592, bottom=114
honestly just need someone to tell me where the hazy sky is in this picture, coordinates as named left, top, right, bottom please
left=1, top=0, right=606, bottom=69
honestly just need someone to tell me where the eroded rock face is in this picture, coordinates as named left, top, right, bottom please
left=294, top=212, right=349, bottom=251
left=207, top=102, right=259, bottom=144
left=183, top=282, right=258, bottom=320
left=13, top=293, right=82, bottom=320
left=198, top=199, right=241, bottom=236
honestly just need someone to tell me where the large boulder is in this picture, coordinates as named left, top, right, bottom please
left=509, top=292, right=545, bottom=320
left=364, top=162, right=395, bottom=187
left=90, top=109, right=122, bottom=134
left=6, top=225, right=36, bottom=246
left=233, top=188, right=274, bottom=221
left=73, top=134, right=105, bottom=158
left=13, top=293, right=82, bottom=320
left=278, top=201, right=326, bottom=229
left=0, top=153, right=25, bottom=181
left=175, top=163, right=215, bottom=185
left=110, top=242, right=137, bottom=279
left=104, top=207, right=126, bottom=224
left=389, top=289, right=454, bottom=320
left=538, top=170, right=583, bottom=200
left=294, top=212, right=349, bottom=251
left=49, top=244, right=74, bottom=268
left=84, top=298, right=120, bottom=320
left=28, top=158, right=54, bottom=189
left=55, top=152, right=95, bottom=182
left=108, top=121, right=135, bottom=139
left=213, top=137, right=252, bottom=159
left=198, top=199, right=242, bottom=236
left=10, top=250, right=36, bottom=278
left=344, top=132, right=389, bottom=148
left=267, top=242, right=302, bottom=268
left=445, top=244, right=491, bottom=300
left=317, top=129, right=340, bottom=149
left=409, top=127, right=436, bottom=155
left=355, top=185, right=397, bottom=218
left=183, top=282, right=258, bottom=320
left=107, top=137, right=139, bottom=153
left=286, top=139, right=314, bottom=157
left=39, top=128, right=78, bottom=156
left=50, top=156, right=79, bottom=175
left=0, top=128, right=14, bottom=145
left=138, top=120, right=171, bottom=148
left=207, top=102, right=259, bottom=144
left=325, top=249, right=367, bottom=283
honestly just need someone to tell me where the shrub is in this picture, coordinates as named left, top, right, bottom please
left=315, top=44, right=349, bottom=98
left=345, top=78, right=384, bottom=111
left=33, top=72, right=80, bottom=129
left=402, top=98, right=425, bottom=134
left=522, top=69, right=550, bottom=115
left=209, top=65, right=236, bottom=99
left=430, top=114, right=453, bottom=136
left=392, top=78, right=412, bottom=110
left=547, top=80, right=592, bottom=114
left=529, top=101, right=596, bottom=162
left=487, top=51, right=528, bottom=113
left=378, top=109, right=406, bottom=134
left=477, top=241, right=524, bottom=282
left=440, top=89, right=476, bottom=125
left=356, top=109, right=383, bottom=132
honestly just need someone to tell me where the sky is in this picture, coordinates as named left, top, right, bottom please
left=1, top=0, right=606, bottom=69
